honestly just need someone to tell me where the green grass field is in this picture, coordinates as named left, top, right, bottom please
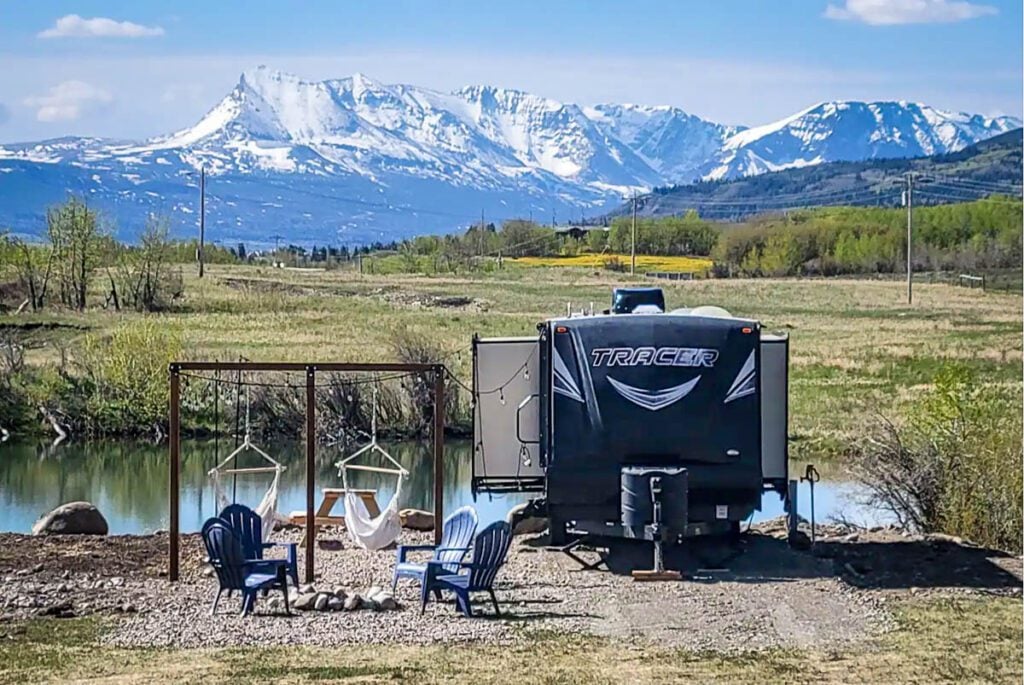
left=10, top=263, right=1019, bottom=460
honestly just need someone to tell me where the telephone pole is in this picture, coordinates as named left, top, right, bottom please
left=904, top=172, right=914, bottom=304
left=630, top=190, right=637, bottom=275
left=198, top=165, right=206, bottom=278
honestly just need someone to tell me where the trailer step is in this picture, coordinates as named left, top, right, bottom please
left=631, top=569, right=682, bottom=581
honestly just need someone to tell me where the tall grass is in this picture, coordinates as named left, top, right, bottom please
left=851, top=365, right=1023, bottom=552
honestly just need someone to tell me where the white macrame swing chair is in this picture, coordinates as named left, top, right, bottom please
left=335, top=383, right=408, bottom=551
left=208, top=382, right=285, bottom=541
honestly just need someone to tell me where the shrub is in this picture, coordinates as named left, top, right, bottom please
left=77, top=319, right=183, bottom=435
left=850, top=365, right=1022, bottom=552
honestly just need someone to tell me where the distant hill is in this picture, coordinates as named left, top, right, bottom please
left=610, top=128, right=1022, bottom=221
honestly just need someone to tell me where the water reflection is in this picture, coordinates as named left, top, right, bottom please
left=0, top=439, right=528, bottom=534
left=0, top=440, right=887, bottom=534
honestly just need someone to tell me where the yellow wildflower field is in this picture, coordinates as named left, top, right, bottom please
left=510, top=253, right=713, bottom=273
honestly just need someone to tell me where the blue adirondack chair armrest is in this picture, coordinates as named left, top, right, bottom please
left=396, top=544, right=436, bottom=562
left=243, top=559, right=287, bottom=576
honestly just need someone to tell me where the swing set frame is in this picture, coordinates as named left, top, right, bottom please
left=168, top=361, right=446, bottom=584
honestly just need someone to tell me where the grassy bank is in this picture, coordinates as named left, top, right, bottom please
left=4, top=264, right=1020, bottom=457
left=0, top=597, right=1020, bottom=683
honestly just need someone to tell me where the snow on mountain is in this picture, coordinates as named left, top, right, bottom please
left=0, top=68, right=1018, bottom=244
left=585, top=104, right=743, bottom=182
left=704, top=101, right=1021, bottom=180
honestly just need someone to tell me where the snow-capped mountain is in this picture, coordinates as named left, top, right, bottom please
left=584, top=104, right=743, bottom=182
left=0, top=67, right=1018, bottom=244
left=704, top=101, right=1019, bottom=180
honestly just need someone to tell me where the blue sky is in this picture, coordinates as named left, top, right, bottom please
left=1, top=0, right=1020, bottom=141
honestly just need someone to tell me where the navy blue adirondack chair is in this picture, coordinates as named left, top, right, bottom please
left=420, top=520, right=513, bottom=618
left=393, top=505, right=478, bottom=591
left=219, top=503, right=299, bottom=588
left=201, top=518, right=291, bottom=616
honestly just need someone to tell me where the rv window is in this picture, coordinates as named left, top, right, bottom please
left=612, top=288, right=665, bottom=314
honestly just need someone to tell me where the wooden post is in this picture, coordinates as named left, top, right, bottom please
left=305, top=366, right=316, bottom=584
left=433, top=365, right=445, bottom=545
left=168, top=365, right=181, bottom=582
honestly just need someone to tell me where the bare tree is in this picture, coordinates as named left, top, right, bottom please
left=47, top=197, right=102, bottom=311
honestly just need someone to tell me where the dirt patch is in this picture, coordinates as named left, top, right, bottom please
left=1, top=523, right=1019, bottom=651
left=0, top=532, right=205, bottom=579
left=219, top=276, right=365, bottom=298
left=373, top=288, right=490, bottom=312
left=754, top=518, right=1023, bottom=595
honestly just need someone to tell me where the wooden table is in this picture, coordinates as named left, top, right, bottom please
left=288, top=488, right=380, bottom=527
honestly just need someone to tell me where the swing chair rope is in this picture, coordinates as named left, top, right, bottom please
left=208, top=374, right=284, bottom=476
left=336, top=376, right=406, bottom=551
left=336, top=380, right=408, bottom=483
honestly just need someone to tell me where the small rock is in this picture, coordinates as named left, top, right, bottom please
left=287, top=588, right=299, bottom=604
left=268, top=596, right=283, bottom=610
left=318, top=539, right=344, bottom=551
left=294, top=593, right=317, bottom=610
left=399, top=509, right=435, bottom=531
left=376, top=595, right=399, bottom=611
left=343, top=594, right=362, bottom=611
left=327, top=596, right=344, bottom=611
left=38, top=600, right=74, bottom=618
left=117, top=603, right=137, bottom=613
left=332, top=586, right=347, bottom=600
left=32, top=501, right=109, bottom=536
left=365, top=598, right=381, bottom=611
left=31, top=563, right=44, bottom=574
left=202, top=567, right=214, bottom=578
left=299, top=583, right=316, bottom=594
left=366, top=586, right=382, bottom=600
left=314, top=594, right=329, bottom=611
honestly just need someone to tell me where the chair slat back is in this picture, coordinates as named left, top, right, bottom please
left=436, top=506, right=478, bottom=572
left=202, top=518, right=246, bottom=590
left=220, top=503, right=263, bottom=559
left=467, top=521, right=513, bottom=591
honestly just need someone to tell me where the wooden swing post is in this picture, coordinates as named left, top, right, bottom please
left=433, top=364, right=444, bottom=546
left=167, top=361, right=444, bottom=584
left=305, top=366, right=316, bottom=584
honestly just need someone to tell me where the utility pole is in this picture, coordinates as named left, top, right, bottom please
left=630, top=190, right=637, bottom=275
left=198, top=166, right=206, bottom=278
left=904, top=172, right=914, bottom=304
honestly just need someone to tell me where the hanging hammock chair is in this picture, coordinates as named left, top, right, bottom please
left=335, top=384, right=408, bottom=551
left=208, top=384, right=285, bottom=541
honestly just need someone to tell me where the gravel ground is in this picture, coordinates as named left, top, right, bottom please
left=1, top=521, right=1019, bottom=652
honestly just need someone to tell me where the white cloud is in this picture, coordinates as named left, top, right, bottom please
left=23, top=81, right=113, bottom=122
left=824, top=0, right=997, bottom=25
left=38, top=14, right=165, bottom=39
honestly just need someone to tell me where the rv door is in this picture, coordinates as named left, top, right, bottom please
left=472, top=336, right=545, bottom=494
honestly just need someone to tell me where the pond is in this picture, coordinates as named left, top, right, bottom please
left=0, top=439, right=889, bottom=534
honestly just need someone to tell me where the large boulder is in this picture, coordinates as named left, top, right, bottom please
left=399, top=509, right=435, bottom=531
left=32, top=502, right=108, bottom=536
